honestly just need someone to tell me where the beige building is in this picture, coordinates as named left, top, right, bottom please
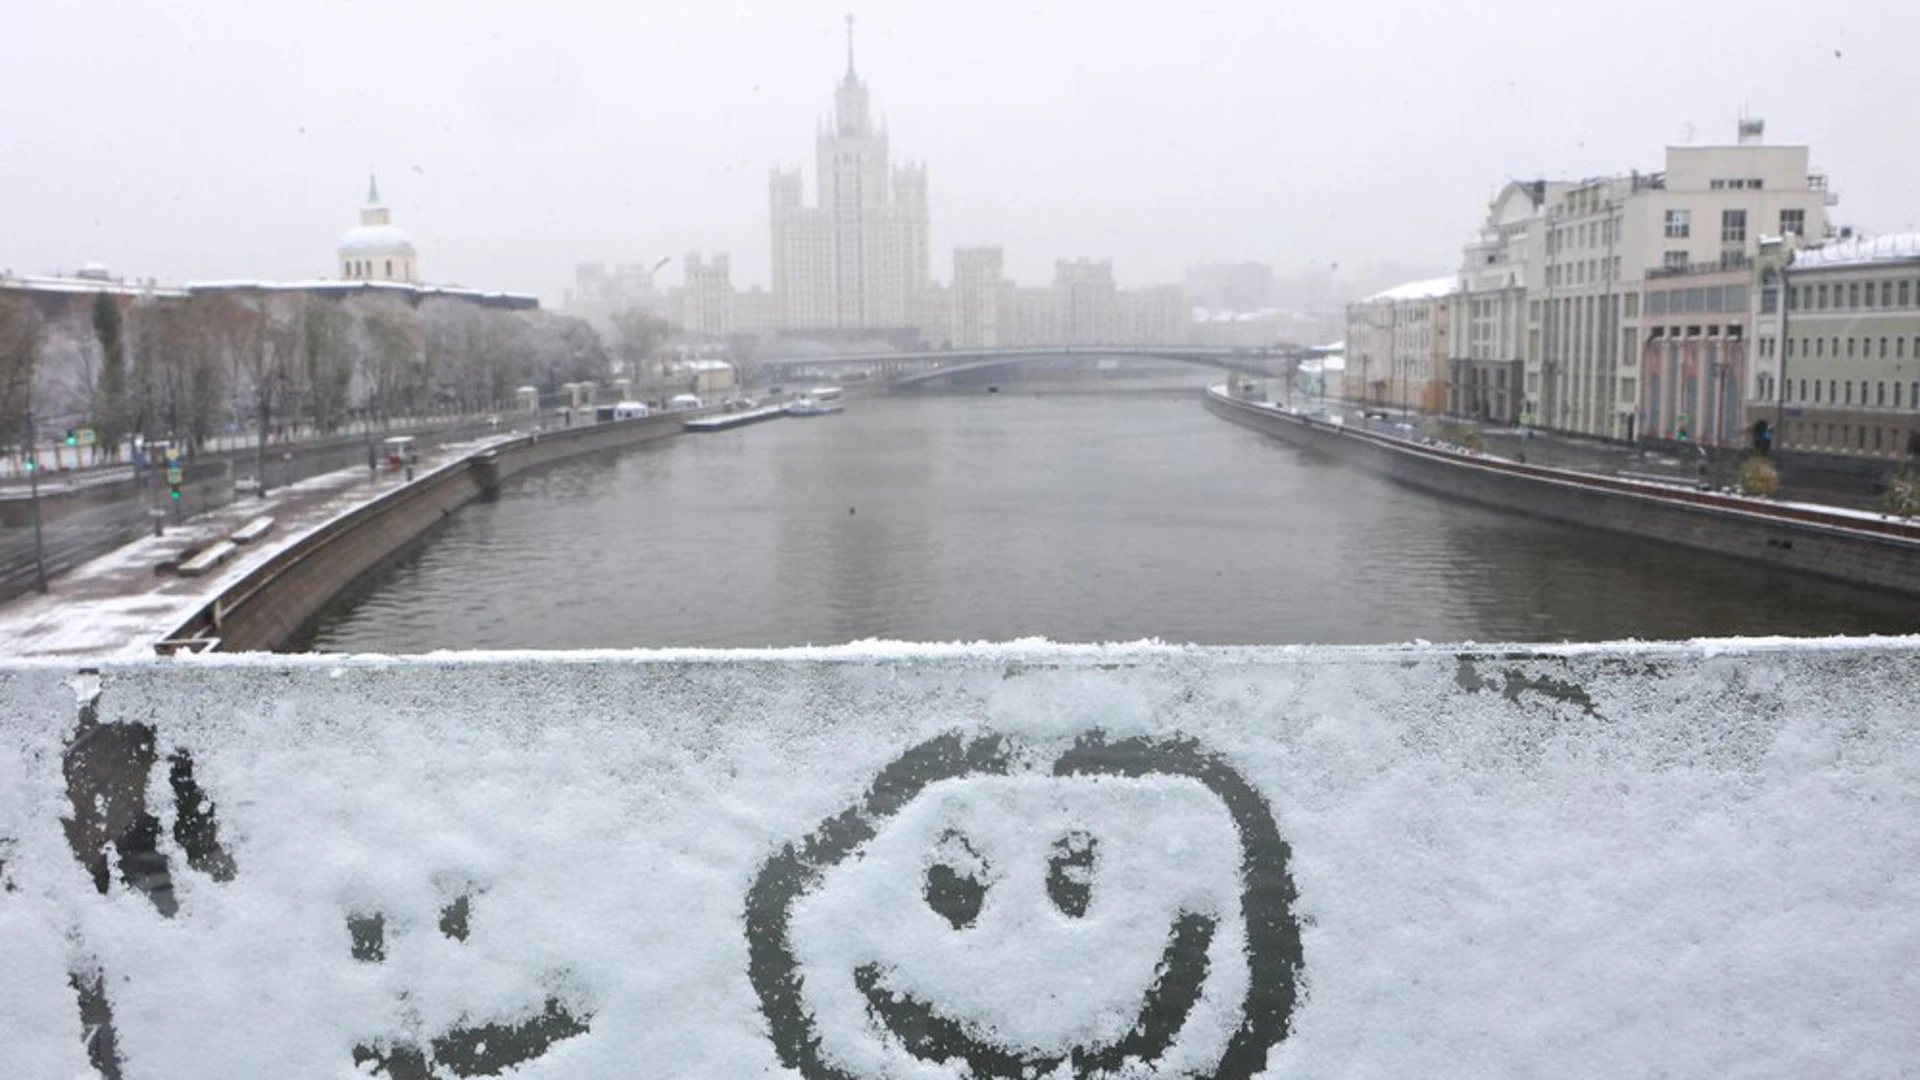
left=1054, top=258, right=1117, bottom=345
left=951, top=246, right=1009, bottom=348
left=769, top=19, right=930, bottom=332
left=676, top=252, right=735, bottom=338
left=1345, top=276, right=1456, bottom=411
left=1752, top=233, right=1920, bottom=463
left=1116, top=285, right=1188, bottom=345
left=1636, top=265, right=1752, bottom=446
left=1525, top=122, right=1832, bottom=439
left=338, top=175, right=418, bottom=284
left=563, top=261, right=664, bottom=335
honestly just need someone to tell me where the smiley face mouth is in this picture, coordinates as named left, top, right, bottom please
left=854, top=910, right=1217, bottom=1079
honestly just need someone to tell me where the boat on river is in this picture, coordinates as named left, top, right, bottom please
left=786, top=386, right=845, bottom=416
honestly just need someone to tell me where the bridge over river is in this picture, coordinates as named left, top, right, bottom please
left=759, top=344, right=1310, bottom=389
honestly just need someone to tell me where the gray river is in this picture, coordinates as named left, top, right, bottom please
left=297, top=384, right=1920, bottom=651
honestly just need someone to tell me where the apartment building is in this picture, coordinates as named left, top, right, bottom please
left=1526, top=123, right=1832, bottom=439
left=1753, top=233, right=1920, bottom=464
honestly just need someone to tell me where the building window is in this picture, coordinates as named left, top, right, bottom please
left=1800, top=379, right=1808, bottom=402
left=1721, top=209, right=1747, bottom=244
left=1845, top=381, right=1853, bottom=405
left=1899, top=383, right=1906, bottom=408
left=1665, top=210, right=1691, bottom=238
left=1847, top=338, right=1856, bottom=358
left=1866, top=282, right=1878, bottom=308
left=1849, top=282, right=1861, bottom=308
left=1883, top=338, right=1891, bottom=359
left=1814, top=380, right=1823, bottom=402
left=1663, top=251, right=1689, bottom=270
left=1884, top=282, right=1895, bottom=306
left=1876, top=427, right=1884, bottom=452
left=1904, top=281, right=1913, bottom=308
left=1879, top=381, right=1888, bottom=406
left=1780, top=208, right=1805, bottom=237
left=1831, top=379, right=1838, bottom=403
left=1817, top=284, right=1829, bottom=309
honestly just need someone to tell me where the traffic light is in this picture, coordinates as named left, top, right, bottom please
left=64, top=429, right=77, bottom=447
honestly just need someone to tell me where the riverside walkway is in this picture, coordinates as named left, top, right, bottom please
left=0, top=435, right=508, bottom=659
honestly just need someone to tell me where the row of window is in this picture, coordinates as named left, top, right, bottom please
left=344, top=258, right=398, bottom=280
left=1546, top=257, right=1621, bottom=288
left=1709, top=178, right=1765, bottom=191
left=1786, top=334, right=1920, bottom=361
left=1548, top=218, right=1617, bottom=254
left=1782, top=421, right=1920, bottom=458
left=1645, top=285, right=1749, bottom=316
left=1663, top=207, right=1804, bottom=240
left=1787, top=278, right=1920, bottom=313
left=1775, top=378, right=1920, bottom=408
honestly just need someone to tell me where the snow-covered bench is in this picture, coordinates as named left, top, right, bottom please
left=230, top=516, right=275, bottom=544
left=175, top=540, right=238, bottom=577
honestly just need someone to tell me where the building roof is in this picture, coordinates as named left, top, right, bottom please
left=339, top=223, right=416, bottom=257
left=1364, top=275, right=1460, bottom=303
left=185, top=279, right=538, bottom=309
left=1, top=271, right=187, bottom=298
left=1791, top=232, right=1920, bottom=270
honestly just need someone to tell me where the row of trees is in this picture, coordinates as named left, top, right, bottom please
left=0, top=288, right=642, bottom=462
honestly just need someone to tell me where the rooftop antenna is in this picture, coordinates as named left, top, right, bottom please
left=845, top=13, right=856, bottom=78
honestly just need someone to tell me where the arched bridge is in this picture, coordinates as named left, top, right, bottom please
left=758, top=346, right=1304, bottom=390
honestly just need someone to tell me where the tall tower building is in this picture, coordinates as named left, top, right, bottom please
left=770, top=16, right=930, bottom=332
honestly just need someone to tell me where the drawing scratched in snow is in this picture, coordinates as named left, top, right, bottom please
left=746, top=731, right=1303, bottom=1079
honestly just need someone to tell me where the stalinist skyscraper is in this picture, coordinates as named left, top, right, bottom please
left=770, top=16, right=930, bottom=331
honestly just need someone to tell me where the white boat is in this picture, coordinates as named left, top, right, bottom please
left=785, top=393, right=844, bottom=417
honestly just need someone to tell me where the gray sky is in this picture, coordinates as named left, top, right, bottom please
left=4, top=0, right=1912, bottom=304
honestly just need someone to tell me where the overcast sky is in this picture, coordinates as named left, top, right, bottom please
left=4, top=0, right=1911, bottom=303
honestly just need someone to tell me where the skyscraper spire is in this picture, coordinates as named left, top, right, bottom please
left=367, top=172, right=381, bottom=205
left=844, top=13, right=856, bottom=80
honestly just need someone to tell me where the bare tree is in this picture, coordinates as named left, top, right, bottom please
left=91, top=293, right=128, bottom=459
left=610, top=307, right=670, bottom=388
left=298, top=297, right=354, bottom=435
left=0, top=293, right=45, bottom=451
left=358, top=298, right=423, bottom=424
left=419, top=298, right=483, bottom=413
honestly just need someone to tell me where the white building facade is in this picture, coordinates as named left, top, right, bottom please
left=769, top=22, right=930, bottom=333
left=1451, top=180, right=1567, bottom=423
left=338, top=175, right=418, bottom=284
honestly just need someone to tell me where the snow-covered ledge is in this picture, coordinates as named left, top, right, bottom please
left=3, top=639, right=1918, bottom=1077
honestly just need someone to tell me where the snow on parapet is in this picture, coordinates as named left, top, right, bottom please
left=3, top=640, right=1920, bottom=1077
left=1363, top=274, right=1461, bottom=303
left=183, top=279, right=538, bottom=308
left=1789, top=231, right=1920, bottom=269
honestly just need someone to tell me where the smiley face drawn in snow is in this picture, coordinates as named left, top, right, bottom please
left=747, top=732, right=1301, bottom=1079
left=348, top=887, right=592, bottom=1078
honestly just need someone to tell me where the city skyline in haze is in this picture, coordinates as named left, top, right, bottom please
left=3, top=0, right=1911, bottom=304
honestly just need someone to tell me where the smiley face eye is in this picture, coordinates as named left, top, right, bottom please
left=924, top=831, right=988, bottom=930
left=1047, top=831, right=1097, bottom=918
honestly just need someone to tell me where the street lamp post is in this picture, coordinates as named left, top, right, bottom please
left=23, top=410, right=47, bottom=595
left=1757, top=237, right=1796, bottom=462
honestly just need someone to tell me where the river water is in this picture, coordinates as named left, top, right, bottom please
left=297, top=384, right=1920, bottom=651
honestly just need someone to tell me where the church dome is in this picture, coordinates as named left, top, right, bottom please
left=339, top=222, right=415, bottom=257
